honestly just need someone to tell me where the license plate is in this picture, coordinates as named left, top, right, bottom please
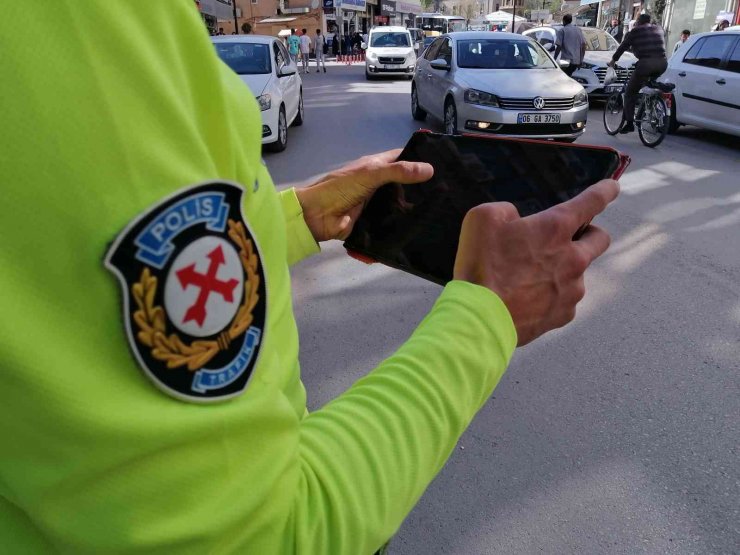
left=517, top=113, right=560, bottom=124
left=605, top=85, right=622, bottom=92
left=383, top=64, right=401, bottom=69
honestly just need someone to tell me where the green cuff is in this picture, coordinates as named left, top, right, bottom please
left=438, top=280, right=518, bottom=360
left=279, top=188, right=321, bottom=265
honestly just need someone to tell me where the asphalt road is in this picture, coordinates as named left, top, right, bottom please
left=265, top=64, right=740, bottom=554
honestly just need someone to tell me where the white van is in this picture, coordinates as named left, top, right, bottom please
left=365, top=26, right=416, bottom=80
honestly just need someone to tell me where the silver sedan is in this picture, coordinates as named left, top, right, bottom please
left=412, top=32, right=589, bottom=141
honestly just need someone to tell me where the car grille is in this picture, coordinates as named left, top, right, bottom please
left=594, top=67, right=633, bottom=84
left=489, top=123, right=580, bottom=136
left=498, top=97, right=575, bottom=110
left=378, top=57, right=405, bottom=64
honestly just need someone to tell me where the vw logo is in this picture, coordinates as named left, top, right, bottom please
left=533, top=97, right=546, bottom=110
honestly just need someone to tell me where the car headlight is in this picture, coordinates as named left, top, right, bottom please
left=574, top=90, right=588, bottom=106
left=256, top=94, right=271, bottom=112
left=368, top=51, right=377, bottom=60
left=464, top=89, right=499, bottom=107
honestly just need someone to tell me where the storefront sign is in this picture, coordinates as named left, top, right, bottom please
left=693, top=0, right=706, bottom=19
left=381, top=0, right=396, bottom=15
left=395, top=0, right=422, bottom=15
left=340, top=0, right=367, bottom=11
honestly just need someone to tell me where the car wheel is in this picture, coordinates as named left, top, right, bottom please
left=365, top=71, right=374, bottom=81
left=292, top=91, right=304, bottom=127
left=444, top=98, right=458, bottom=135
left=267, top=106, right=288, bottom=152
left=411, top=85, right=427, bottom=121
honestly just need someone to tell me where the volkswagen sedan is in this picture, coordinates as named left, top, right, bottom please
left=412, top=32, right=588, bottom=141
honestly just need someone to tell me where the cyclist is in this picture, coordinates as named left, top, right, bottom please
left=607, top=13, right=668, bottom=134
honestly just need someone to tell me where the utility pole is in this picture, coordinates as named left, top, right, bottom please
left=232, top=0, right=239, bottom=34
left=512, top=0, right=516, bottom=31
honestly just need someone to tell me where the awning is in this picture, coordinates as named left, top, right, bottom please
left=259, top=17, right=297, bottom=23
left=396, top=0, right=422, bottom=15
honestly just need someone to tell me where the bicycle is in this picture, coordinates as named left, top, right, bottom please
left=602, top=79, right=676, bottom=147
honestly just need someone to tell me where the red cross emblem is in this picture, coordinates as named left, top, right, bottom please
left=176, top=245, right=240, bottom=327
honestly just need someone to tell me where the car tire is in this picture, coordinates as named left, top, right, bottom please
left=365, top=71, right=374, bottom=81
left=411, top=85, right=427, bottom=121
left=667, top=94, right=680, bottom=134
left=292, top=91, right=304, bottom=127
left=444, top=97, right=458, bottom=135
left=266, top=106, right=288, bottom=152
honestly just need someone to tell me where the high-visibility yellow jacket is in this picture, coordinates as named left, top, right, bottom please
left=0, top=3, right=516, bottom=553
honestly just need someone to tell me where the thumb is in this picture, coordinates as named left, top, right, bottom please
left=363, top=160, right=434, bottom=191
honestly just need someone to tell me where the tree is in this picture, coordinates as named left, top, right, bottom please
left=462, top=0, right=479, bottom=23
left=241, top=22, right=252, bottom=34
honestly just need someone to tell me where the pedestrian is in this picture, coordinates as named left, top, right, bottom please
left=2, top=3, right=620, bottom=554
left=217, top=27, right=225, bottom=36
left=606, top=18, right=623, bottom=42
left=299, top=28, right=311, bottom=74
left=325, top=28, right=335, bottom=58
left=352, top=31, right=363, bottom=52
left=608, top=13, right=668, bottom=134
left=333, top=27, right=340, bottom=56
left=313, top=29, right=327, bottom=73
left=672, top=29, right=690, bottom=54
left=712, top=19, right=730, bottom=31
left=344, top=30, right=352, bottom=55
left=555, top=14, right=586, bottom=77
left=287, top=28, right=300, bottom=65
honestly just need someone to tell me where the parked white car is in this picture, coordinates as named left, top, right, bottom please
left=661, top=30, right=740, bottom=137
left=365, top=26, right=416, bottom=80
left=212, top=35, right=304, bottom=152
left=523, top=26, right=637, bottom=98
left=412, top=32, right=589, bottom=141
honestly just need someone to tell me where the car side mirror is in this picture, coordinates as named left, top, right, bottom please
left=558, top=59, right=571, bottom=68
left=278, top=65, right=296, bottom=77
left=430, top=58, right=451, bottom=71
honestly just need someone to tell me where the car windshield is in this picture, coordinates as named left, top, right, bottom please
left=457, top=39, right=556, bottom=69
left=581, top=28, right=620, bottom=51
left=214, top=42, right=271, bottom=75
left=371, top=32, right=411, bottom=47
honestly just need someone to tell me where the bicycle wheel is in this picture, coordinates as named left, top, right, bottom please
left=603, top=92, right=624, bottom=135
left=637, top=95, right=669, bottom=148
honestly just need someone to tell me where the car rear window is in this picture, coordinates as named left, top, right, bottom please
left=371, top=32, right=411, bottom=47
left=214, top=43, right=271, bottom=75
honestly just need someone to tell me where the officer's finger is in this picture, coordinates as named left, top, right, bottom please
left=360, top=158, right=434, bottom=190
left=551, top=179, right=620, bottom=234
left=572, top=224, right=611, bottom=265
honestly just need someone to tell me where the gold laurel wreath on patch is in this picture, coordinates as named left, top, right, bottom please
left=131, top=219, right=261, bottom=371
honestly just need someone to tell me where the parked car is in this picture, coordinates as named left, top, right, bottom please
left=412, top=32, right=589, bottom=141
left=661, top=30, right=740, bottom=137
left=365, top=26, right=416, bottom=80
left=407, top=27, right=426, bottom=54
left=212, top=35, right=303, bottom=152
left=523, top=26, right=637, bottom=98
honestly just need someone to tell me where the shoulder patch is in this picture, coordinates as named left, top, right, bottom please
left=105, top=182, right=267, bottom=403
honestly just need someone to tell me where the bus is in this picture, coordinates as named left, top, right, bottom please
left=416, top=13, right=466, bottom=35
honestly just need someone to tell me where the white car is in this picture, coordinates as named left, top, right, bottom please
left=661, top=30, right=740, bottom=137
left=365, top=26, right=416, bottom=80
left=523, top=26, right=637, bottom=98
left=212, top=35, right=304, bottom=152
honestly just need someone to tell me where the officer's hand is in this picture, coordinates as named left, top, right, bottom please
left=295, top=149, right=433, bottom=242
left=453, top=179, right=619, bottom=347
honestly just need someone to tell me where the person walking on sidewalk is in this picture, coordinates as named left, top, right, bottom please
left=287, top=29, right=300, bottom=65
left=313, top=29, right=326, bottom=73
left=299, top=28, right=311, bottom=74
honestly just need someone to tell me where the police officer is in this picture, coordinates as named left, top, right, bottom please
left=1, top=3, right=618, bottom=553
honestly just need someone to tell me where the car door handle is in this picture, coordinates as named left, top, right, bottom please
left=678, top=71, right=686, bottom=77
left=716, top=78, right=726, bottom=85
